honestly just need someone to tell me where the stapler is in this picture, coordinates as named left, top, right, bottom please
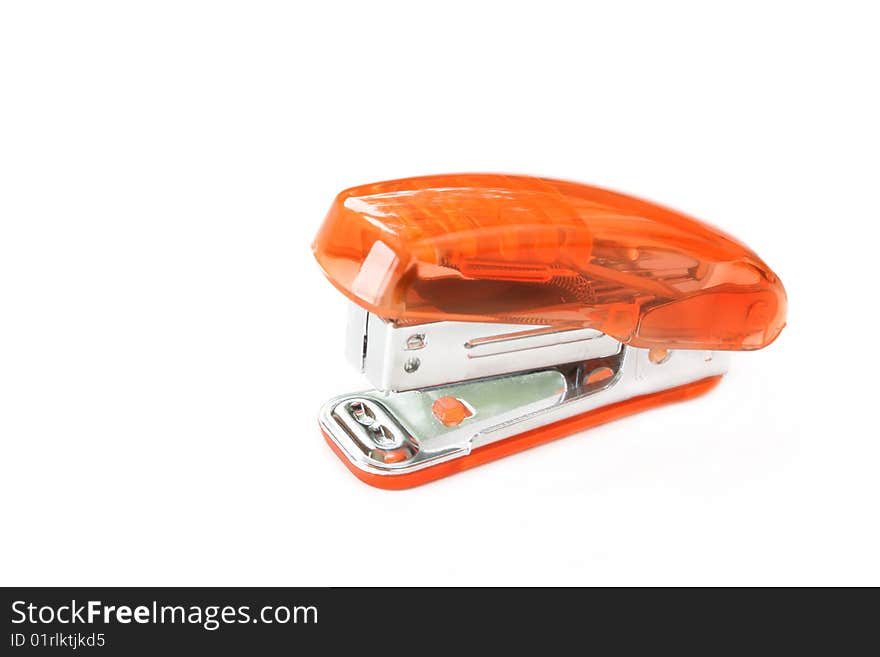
left=312, top=174, right=786, bottom=489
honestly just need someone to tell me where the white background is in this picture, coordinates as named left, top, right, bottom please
left=1, top=1, right=877, bottom=586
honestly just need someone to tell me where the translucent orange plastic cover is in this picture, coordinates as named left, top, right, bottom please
left=313, top=174, right=786, bottom=351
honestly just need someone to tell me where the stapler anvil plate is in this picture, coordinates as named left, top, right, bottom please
left=312, top=174, right=787, bottom=489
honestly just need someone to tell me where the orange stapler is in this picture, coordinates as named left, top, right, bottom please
left=312, top=174, right=786, bottom=489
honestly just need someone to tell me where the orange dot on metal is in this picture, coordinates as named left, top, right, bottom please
left=586, top=367, right=614, bottom=385
left=432, top=396, right=473, bottom=427
left=649, top=348, right=670, bottom=364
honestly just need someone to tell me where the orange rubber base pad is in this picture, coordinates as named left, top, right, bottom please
left=322, top=375, right=723, bottom=490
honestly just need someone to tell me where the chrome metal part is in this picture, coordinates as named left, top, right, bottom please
left=320, top=342, right=729, bottom=480
left=347, top=303, right=622, bottom=392
left=344, top=304, right=369, bottom=372
left=331, top=398, right=420, bottom=465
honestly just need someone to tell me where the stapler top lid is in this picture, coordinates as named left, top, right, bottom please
left=313, top=173, right=786, bottom=351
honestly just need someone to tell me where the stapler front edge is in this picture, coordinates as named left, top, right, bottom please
left=312, top=174, right=787, bottom=489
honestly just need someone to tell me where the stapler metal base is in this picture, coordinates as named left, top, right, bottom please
left=319, top=317, right=728, bottom=489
